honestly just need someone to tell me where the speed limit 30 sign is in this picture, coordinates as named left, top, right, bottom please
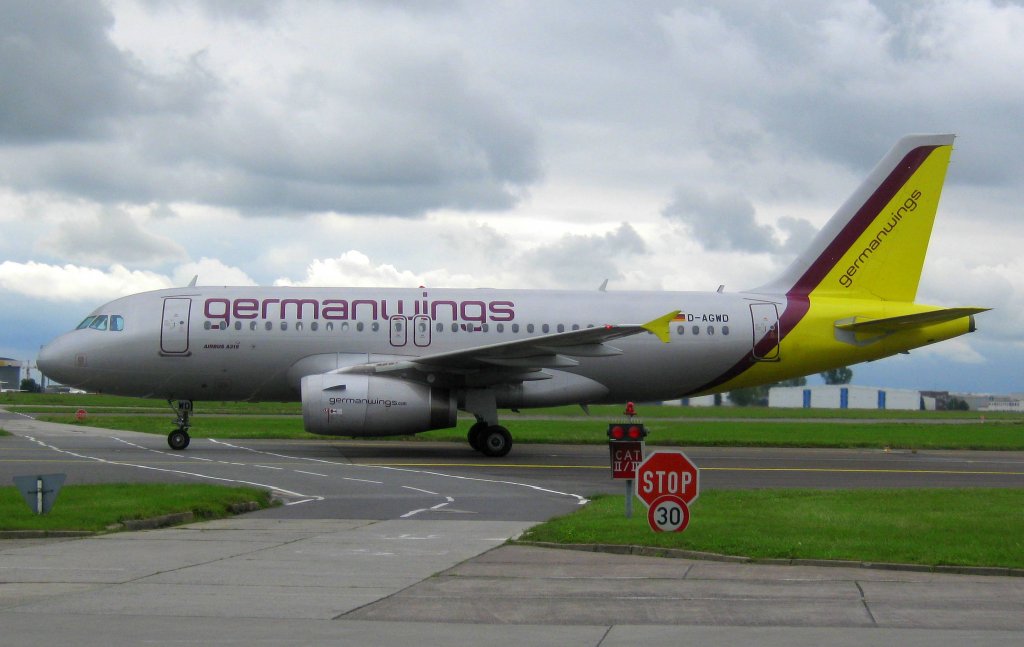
left=634, top=451, right=700, bottom=533
left=647, top=495, right=690, bottom=532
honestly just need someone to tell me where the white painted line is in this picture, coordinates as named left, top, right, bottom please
left=284, top=498, right=319, bottom=506
left=343, top=477, right=383, bottom=484
left=208, top=439, right=589, bottom=506
left=253, top=464, right=284, bottom=471
left=379, top=465, right=589, bottom=505
left=401, top=486, right=439, bottom=495
left=294, top=470, right=328, bottom=477
left=20, top=436, right=324, bottom=504
left=400, top=508, right=428, bottom=518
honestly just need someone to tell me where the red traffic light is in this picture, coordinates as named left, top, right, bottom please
left=608, top=423, right=646, bottom=440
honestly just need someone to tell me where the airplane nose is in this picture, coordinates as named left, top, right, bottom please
left=37, top=335, right=75, bottom=386
left=37, top=341, right=56, bottom=376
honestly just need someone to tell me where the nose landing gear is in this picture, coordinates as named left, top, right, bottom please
left=167, top=399, right=192, bottom=450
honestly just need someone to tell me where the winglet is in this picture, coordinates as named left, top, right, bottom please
left=642, top=310, right=680, bottom=343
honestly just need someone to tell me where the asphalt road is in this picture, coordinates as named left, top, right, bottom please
left=2, top=409, right=1024, bottom=523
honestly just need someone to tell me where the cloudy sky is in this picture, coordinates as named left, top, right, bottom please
left=1, top=0, right=1021, bottom=394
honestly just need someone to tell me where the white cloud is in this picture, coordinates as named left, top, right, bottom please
left=38, top=207, right=187, bottom=266
left=276, top=251, right=433, bottom=289
left=172, top=257, right=256, bottom=287
left=0, top=261, right=171, bottom=302
left=913, top=338, right=987, bottom=365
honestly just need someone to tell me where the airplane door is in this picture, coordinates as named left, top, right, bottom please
left=389, top=315, right=408, bottom=347
left=413, top=315, right=431, bottom=347
left=161, top=297, right=191, bottom=355
left=750, top=303, right=780, bottom=361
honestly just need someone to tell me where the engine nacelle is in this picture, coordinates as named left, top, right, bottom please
left=301, top=373, right=456, bottom=437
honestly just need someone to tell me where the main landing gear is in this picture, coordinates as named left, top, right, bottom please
left=167, top=399, right=192, bottom=450
left=468, top=420, right=512, bottom=458
left=463, top=389, right=512, bottom=457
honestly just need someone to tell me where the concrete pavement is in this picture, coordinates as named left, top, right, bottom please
left=1, top=520, right=1022, bottom=646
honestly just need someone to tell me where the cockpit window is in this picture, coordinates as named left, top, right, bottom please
left=110, top=315, right=124, bottom=331
left=76, top=316, right=97, bottom=330
left=88, top=315, right=109, bottom=331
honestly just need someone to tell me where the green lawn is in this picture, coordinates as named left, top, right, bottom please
left=0, top=483, right=271, bottom=532
left=5, top=392, right=1020, bottom=420
left=519, top=489, right=1024, bottom=569
left=27, top=412, right=1024, bottom=450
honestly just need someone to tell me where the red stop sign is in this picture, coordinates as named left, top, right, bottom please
left=634, top=450, right=700, bottom=508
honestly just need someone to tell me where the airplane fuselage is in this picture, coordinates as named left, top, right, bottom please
left=39, top=285, right=970, bottom=407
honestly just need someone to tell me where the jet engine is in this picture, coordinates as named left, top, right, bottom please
left=301, top=373, right=457, bottom=437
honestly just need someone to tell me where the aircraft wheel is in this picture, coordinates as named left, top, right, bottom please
left=479, top=425, right=512, bottom=458
left=168, top=429, right=191, bottom=451
left=467, top=421, right=488, bottom=451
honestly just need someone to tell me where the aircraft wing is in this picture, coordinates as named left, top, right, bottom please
left=339, top=310, right=679, bottom=381
left=834, top=307, right=990, bottom=334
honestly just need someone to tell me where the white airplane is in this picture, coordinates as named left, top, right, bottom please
left=37, top=134, right=987, bottom=456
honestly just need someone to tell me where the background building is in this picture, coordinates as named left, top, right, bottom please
left=0, top=358, right=22, bottom=391
left=769, top=385, right=921, bottom=411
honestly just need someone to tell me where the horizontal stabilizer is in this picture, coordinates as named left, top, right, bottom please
left=835, top=307, right=990, bottom=334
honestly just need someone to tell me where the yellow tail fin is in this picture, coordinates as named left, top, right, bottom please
left=756, top=134, right=955, bottom=302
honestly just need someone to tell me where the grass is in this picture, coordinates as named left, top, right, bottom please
left=0, top=428, right=9, bottom=437
left=0, top=483, right=271, bottom=532
left=28, top=412, right=1024, bottom=450
left=519, top=489, right=1024, bottom=569
left=5, top=393, right=1020, bottom=420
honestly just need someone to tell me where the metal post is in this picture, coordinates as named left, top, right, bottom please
left=625, top=479, right=633, bottom=518
left=36, top=477, right=43, bottom=515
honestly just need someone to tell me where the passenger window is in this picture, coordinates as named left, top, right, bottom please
left=250, top=322, right=257, bottom=331
left=482, top=324, right=489, bottom=332
left=281, top=322, right=288, bottom=331
left=707, top=326, right=715, bottom=336
left=296, top=322, right=304, bottom=331
left=527, top=324, right=535, bottom=333
left=497, top=323, right=504, bottom=333
left=572, top=324, right=580, bottom=331
left=512, top=324, right=520, bottom=333
left=76, top=316, right=96, bottom=330
left=357, top=322, right=364, bottom=332
left=110, top=315, right=124, bottom=331
left=436, top=323, right=443, bottom=333
left=204, top=321, right=211, bottom=330
left=265, top=322, right=273, bottom=331
left=722, top=325, right=730, bottom=335
left=556, top=324, right=564, bottom=333
left=451, top=323, right=458, bottom=332
left=371, top=322, right=380, bottom=332
left=327, top=322, right=335, bottom=332
left=340, top=322, right=348, bottom=332
left=89, top=315, right=108, bottom=331
left=692, top=325, right=700, bottom=335
left=542, top=324, right=550, bottom=333
left=677, top=325, right=684, bottom=335
left=234, top=321, right=242, bottom=331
